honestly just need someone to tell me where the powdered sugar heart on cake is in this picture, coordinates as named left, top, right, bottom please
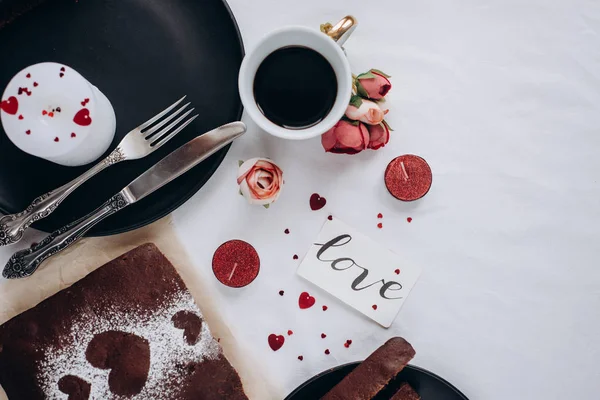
left=0, top=62, right=116, bottom=166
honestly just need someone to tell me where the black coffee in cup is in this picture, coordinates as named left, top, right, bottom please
left=253, top=46, right=337, bottom=129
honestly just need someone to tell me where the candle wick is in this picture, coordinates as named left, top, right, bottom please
left=228, top=263, right=238, bottom=281
left=400, top=161, right=409, bottom=181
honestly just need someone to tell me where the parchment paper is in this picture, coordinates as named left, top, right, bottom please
left=0, top=216, right=277, bottom=399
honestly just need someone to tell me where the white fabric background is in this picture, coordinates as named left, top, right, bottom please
left=2, top=0, right=600, bottom=399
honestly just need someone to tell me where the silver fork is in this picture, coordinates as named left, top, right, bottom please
left=0, top=96, right=198, bottom=246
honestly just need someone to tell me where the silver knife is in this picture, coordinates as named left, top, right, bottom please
left=3, top=121, right=246, bottom=279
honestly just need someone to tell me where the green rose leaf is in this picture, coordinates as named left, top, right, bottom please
left=349, top=95, right=363, bottom=108
left=370, top=69, right=391, bottom=78
left=382, top=119, right=394, bottom=131
left=238, top=160, right=244, bottom=167
left=263, top=203, right=270, bottom=209
left=357, top=71, right=377, bottom=80
left=355, top=81, right=369, bottom=99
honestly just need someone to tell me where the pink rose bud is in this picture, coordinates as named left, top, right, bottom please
left=356, top=69, right=392, bottom=100
left=321, top=120, right=369, bottom=154
left=237, top=158, right=283, bottom=207
left=345, top=97, right=389, bottom=125
left=367, top=122, right=391, bottom=150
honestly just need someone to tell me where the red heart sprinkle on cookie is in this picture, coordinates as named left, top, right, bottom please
left=377, top=223, right=383, bottom=229
left=287, top=330, right=293, bottom=336
left=395, top=268, right=400, bottom=275
left=322, top=305, right=328, bottom=311
left=407, top=217, right=412, bottom=223
left=279, top=290, right=284, bottom=296
left=298, top=292, right=315, bottom=309
left=327, top=215, right=333, bottom=220
left=73, top=108, right=92, bottom=126
left=18, top=115, right=23, bottom=120
left=372, top=304, right=378, bottom=310
left=268, top=334, right=285, bottom=351
left=325, top=349, right=330, bottom=355
left=33, top=82, right=38, bottom=87
left=298, top=355, right=303, bottom=361
left=293, top=254, right=298, bottom=260
left=71, top=133, right=77, bottom=138
left=377, top=213, right=383, bottom=218
left=26, top=73, right=31, bottom=78
left=54, top=137, right=59, bottom=142
left=25, top=130, right=31, bottom=135
left=321, top=333, right=326, bottom=339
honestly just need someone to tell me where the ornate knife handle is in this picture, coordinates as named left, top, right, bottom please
left=0, top=147, right=125, bottom=247
left=2, top=192, right=130, bottom=279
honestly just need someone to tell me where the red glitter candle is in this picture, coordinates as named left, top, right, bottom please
left=384, top=155, right=432, bottom=201
left=212, top=240, right=260, bottom=288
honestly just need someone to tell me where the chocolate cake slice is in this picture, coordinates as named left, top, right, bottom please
left=390, top=382, right=421, bottom=400
left=322, top=337, right=415, bottom=400
left=0, top=243, right=248, bottom=400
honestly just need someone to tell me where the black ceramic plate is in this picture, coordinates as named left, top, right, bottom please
left=0, top=0, right=243, bottom=235
left=285, top=363, right=469, bottom=400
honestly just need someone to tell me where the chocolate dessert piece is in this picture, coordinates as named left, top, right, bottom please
left=390, top=382, right=421, bottom=400
left=0, top=243, right=248, bottom=400
left=322, top=337, right=415, bottom=400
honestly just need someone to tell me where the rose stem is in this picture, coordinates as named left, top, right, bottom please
left=400, top=161, right=409, bottom=181
left=228, top=263, right=238, bottom=282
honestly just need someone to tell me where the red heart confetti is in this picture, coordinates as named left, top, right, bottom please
left=54, top=137, right=59, bottom=142
left=18, top=115, right=23, bottom=120
left=287, top=330, right=293, bottom=336
left=298, top=292, right=315, bottom=309
left=56, top=107, right=61, bottom=112
left=395, top=269, right=400, bottom=275
left=33, top=82, right=38, bottom=87
left=372, top=304, right=378, bottom=310
left=325, top=349, right=330, bottom=355
left=321, top=333, right=326, bottom=339
left=377, top=223, right=383, bottom=229
left=298, top=355, right=303, bottom=361
left=59, top=73, right=64, bottom=78
left=344, top=339, right=353, bottom=348
left=25, top=130, right=31, bottom=135
left=377, top=213, right=383, bottom=219
left=60, top=66, right=66, bottom=72
left=327, top=215, right=333, bottom=220
left=279, top=290, right=284, bottom=296
left=284, top=228, right=290, bottom=234
left=48, top=112, right=54, bottom=118
left=293, top=254, right=298, bottom=260
left=42, top=110, right=48, bottom=115
left=268, top=334, right=285, bottom=351
left=309, top=193, right=327, bottom=210
left=0, top=96, right=18, bottom=115
left=73, top=108, right=92, bottom=126
left=407, top=217, right=412, bottom=223
left=71, top=133, right=77, bottom=138
left=322, top=305, right=328, bottom=311
left=26, top=73, right=31, bottom=78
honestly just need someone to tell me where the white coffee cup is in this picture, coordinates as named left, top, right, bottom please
left=238, top=16, right=357, bottom=140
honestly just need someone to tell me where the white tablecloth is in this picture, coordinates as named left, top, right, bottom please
left=2, top=0, right=600, bottom=399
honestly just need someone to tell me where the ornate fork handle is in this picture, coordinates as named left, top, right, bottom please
left=2, top=192, right=130, bottom=279
left=0, top=148, right=126, bottom=247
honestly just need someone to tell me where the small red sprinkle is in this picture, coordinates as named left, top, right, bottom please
left=18, top=115, right=23, bottom=120
left=372, top=304, right=378, bottom=310
left=298, top=355, right=303, bottom=361
left=293, top=254, right=298, bottom=260
left=322, top=305, right=328, bottom=311
left=284, top=228, right=290, bottom=234
left=287, top=330, right=293, bottom=336
left=377, top=223, right=383, bottom=229
left=26, top=73, right=31, bottom=78
left=407, top=217, right=413, bottom=223
left=324, top=349, right=330, bottom=355
left=377, top=213, right=383, bottom=219
left=394, top=268, right=400, bottom=275
left=344, top=342, right=350, bottom=348
left=48, top=112, right=54, bottom=118
left=54, top=137, right=59, bottom=142
left=42, top=110, right=47, bottom=115
left=25, top=130, right=31, bottom=135
left=33, top=82, right=38, bottom=87
left=347, top=340, right=352, bottom=345
left=60, top=67, right=66, bottom=72
left=327, top=215, right=333, bottom=220
left=71, top=133, right=77, bottom=138
left=59, top=73, right=64, bottom=78
left=279, top=290, right=284, bottom=296
left=321, top=333, right=326, bottom=339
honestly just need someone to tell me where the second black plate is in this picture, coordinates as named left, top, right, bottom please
left=0, top=0, right=244, bottom=235
left=285, top=363, right=469, bottom=400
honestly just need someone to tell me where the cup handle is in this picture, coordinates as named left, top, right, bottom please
left=321, top=16, right=358, bottom=47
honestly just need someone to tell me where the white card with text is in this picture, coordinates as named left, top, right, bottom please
left=297, top=217, right=422, bottom=327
